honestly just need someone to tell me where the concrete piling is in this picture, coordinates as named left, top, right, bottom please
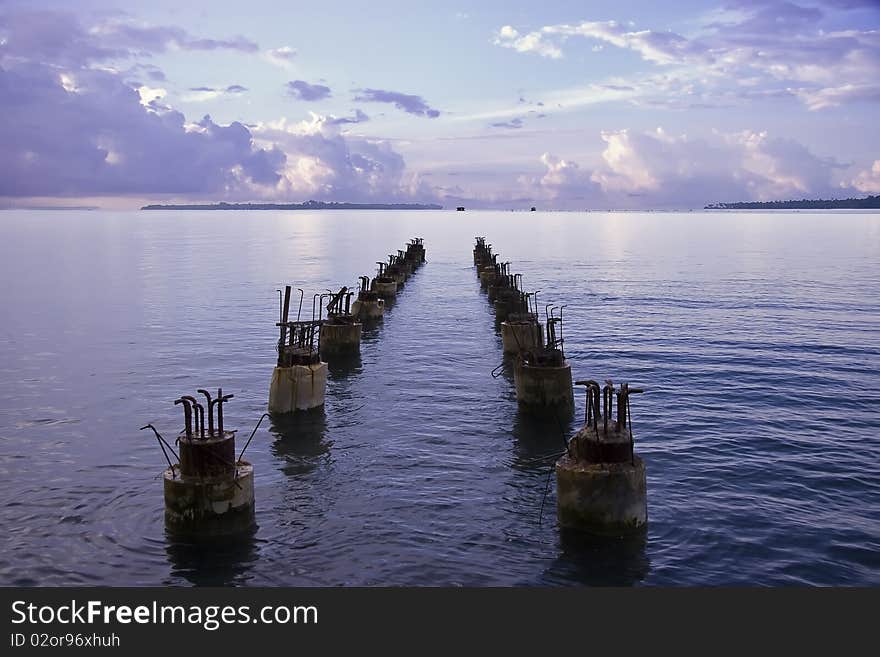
left=319, top=286, right=362, bottom=356
left=514, top=354, right=574, bottom=409
left=385, top=254, right=408, bottom=287
left=270, top=237, right=423, bottom=410
left=143, top=389, right=256, bottom=537
left=513, top=306, right=574, bottom=409
left=406, top=237, right=426, bottom=265
left=397, top=250, right=414, bottom=276
left=479, top=262, right=499, bottom=289
left=474, top=237, right=551, bottom=359
left=494, top=287, right=528, bottom=322
left=268, top=361, right=327, bottom=412
left=319, top=316, right=361, bottom=354
left=372, top=262, right=398, bottom=299
left=473, top=236, right=492, bottom=268
left=351, top=275, right=385, bottom=321
left=501, top=314, right=543, bottom=354
left=556, top=381, right=647, bottom=534
left=269, top=286, right=328, bottom=413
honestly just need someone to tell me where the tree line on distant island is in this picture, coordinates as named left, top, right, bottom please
left=706, top=195, right=879, bottom=209
left=141, top=200, right=443, bottom=210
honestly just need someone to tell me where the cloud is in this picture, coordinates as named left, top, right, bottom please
left=792, top=83, right=880, bottom=110
left=353, top=88, right=440, bottom=118
left=286, top=80, right=332, bottom=101
left=750, top=0, right=879, bottom=10
left=492, top=6, right=880, bottom=111
left=264, top=46, right=297, bottom=68
left=522, top=153, right=603, bottom=202
left=183, top=84, right=249, bottom=102
left=0, top=67, right=285, bottom=197
left=493, top=25, right=563, bottom=59
left=0, top=8, right=439, bottom=204
left=850, top=160, right=880, bottom=193
left=327, top=109, right=369, bottom=125
left=0, top=9, right=285, bottom=198
left=0, top=10, right=258, bottom=69
left=490, top=118, right=524, bottom=129
left=254, top=114, right=435, bottom=202
left=521, top=128, right=847, bottom=208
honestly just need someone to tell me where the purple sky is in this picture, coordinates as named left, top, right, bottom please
left=1, top=1, right=879, bottom=208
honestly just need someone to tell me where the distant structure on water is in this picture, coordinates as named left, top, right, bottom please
left=530, top=207, right=537, bottom=212
left=457, top=206, right=465, bottom=211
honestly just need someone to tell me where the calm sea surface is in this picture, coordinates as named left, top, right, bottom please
left=0, top=209, right=878, bottom=586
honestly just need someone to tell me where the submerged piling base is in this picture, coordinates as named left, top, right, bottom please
left=268, top=362, right=328, bottom=413
left=320, top=321, right=362, bottom=355
left=501, top=321, right=542, bottom=354
left=514, top=361, right=574, bottom=408
left=164, top=462, right=256, bottom=536
left=351, top=297, right=385, bottom=320
left=556, top=453, right=647, bottom=534
left=373, top=280, right=398, bottom=298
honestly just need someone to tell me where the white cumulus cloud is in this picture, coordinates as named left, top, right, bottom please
left=850, top=160, right=880, bottom=193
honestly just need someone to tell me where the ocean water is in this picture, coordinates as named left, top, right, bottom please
left=0, top=209, right=877, bottom=586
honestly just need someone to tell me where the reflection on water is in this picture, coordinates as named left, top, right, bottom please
left=269, top=410, right=331, bottom=477
left=510, top=405, right=570, bottom=474
left=325, top=352, right=362, bottom=379
left=359, top=321, right=383, bottom=343
left=542, top=528, right=650, bottom=587
left=166, top=531, right=259, bottom=586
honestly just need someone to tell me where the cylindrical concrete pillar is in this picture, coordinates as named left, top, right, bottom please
left=514, top=360, right=574, bottom=408
left=556, top=452, right=647, bottom=534
left=372, top=278, right=398, bottom=298
left=164, top=461, right=255, bottom=536
left=268, top=362, right=328, bottom=413
left=494, top=295, right=526, bottom=321
left=163, top=428, right=255, bottom=536
left=501, top=320, right=542, bottom=354
left=351, top=297, right=385, bottom=320
left=487, top=284, right=505, bottom=302
left=556, top=382, right=648, bottom=534
left=320, top=320, right=361, bottom=355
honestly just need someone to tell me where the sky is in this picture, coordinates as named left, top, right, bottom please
left=1, top=0, right=879, bottom=209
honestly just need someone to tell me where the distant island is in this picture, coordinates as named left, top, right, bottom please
left=141, top=200, right=443, bottom=210
left=705, top=195, right=879, bottom=210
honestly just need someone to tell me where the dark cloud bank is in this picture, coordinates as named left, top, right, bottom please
left=0, top=9, right=429, bottom=202
left=0, top=10, right=281, bottom=197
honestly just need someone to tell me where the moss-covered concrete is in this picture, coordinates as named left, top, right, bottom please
left=163, top=463, right=255, bottom=537
left=556, top=453, right=647, bottom=534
